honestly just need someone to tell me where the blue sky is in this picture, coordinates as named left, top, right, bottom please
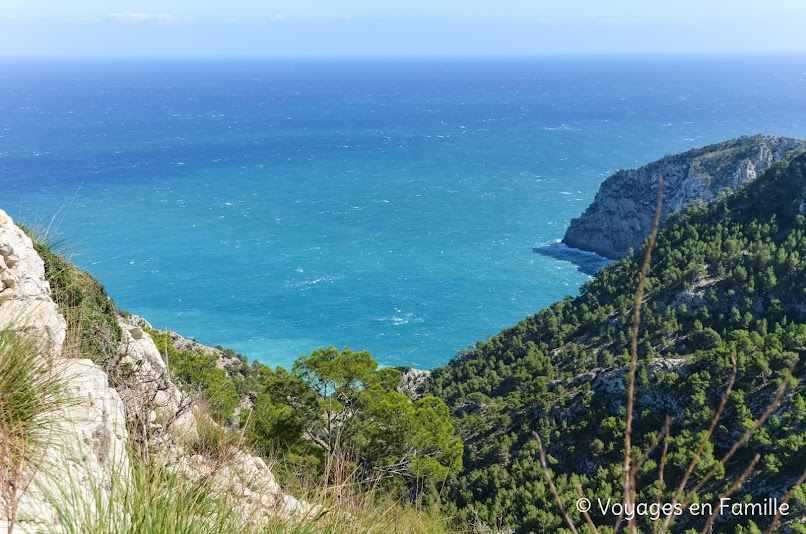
left=2, top=0, right=806, bottom=57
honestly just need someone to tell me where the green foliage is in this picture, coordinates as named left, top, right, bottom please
left=187, top=408, right=241, bottom=460
left=242, top=346, right=463, bottom=497
left=15, top=218, right=466, bottom=531
left=22, top=228, right=122, bottom=364
left=146, top=329, right=239, bottom=422
left=426, top=152, right=806, bottom=532
left=0, top=327, right=69, bottom=464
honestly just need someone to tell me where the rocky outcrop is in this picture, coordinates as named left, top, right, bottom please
left=175, top=449, right=322, bottom=522
left=0, top=209, right=314, bottom=532
left=563, top=135, right=806, bottom=259
left=396, top=367, right=431, bottom=400
left=0, top=209, right=129, bottom=533
left=0, top=212, right=66, bottom=359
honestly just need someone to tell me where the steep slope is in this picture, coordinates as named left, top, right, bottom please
left=430, top=152, right=806, bottom=532
left=1, top=209, right=466, bottom=533
left=0, top=210, right=315, bottom=533
left=563, top=135, right=806, bottom=259
left=0, top=210, right=129, bottom=533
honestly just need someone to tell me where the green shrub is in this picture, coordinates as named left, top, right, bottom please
left=187, top=409, right=241, bottom=461
left=21, top=227, right=122, bottom=364
left=0, top=325, right=72, bottom=531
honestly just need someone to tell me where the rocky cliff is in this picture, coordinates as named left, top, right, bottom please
left=0, top=209, right=314, bottom=533
left=0, top=210, right=128, bottom=533
left=562, top=135, right=806, bottom=259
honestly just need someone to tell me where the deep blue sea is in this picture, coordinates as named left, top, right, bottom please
left=1, top=57, right=805, bottom=369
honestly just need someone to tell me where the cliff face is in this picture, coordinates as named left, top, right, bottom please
left=0, top=210, right=129, bottom=533
left=0, top=210, right=314, bottom=533
left=562, top=135, right=806, bottom=259
left=430, top=152, right=806, bottom=531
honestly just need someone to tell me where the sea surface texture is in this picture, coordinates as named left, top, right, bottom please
left=1, top=57, right=804, bottom=368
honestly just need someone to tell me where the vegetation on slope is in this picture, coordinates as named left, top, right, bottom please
left=17, top=145, right=806, bottom=533
left=427, top=151, right=806, bottom=532
left=23, top=229, right=122, bottom=364
left=5, top=230, right=468, bottom=532
left=146, top=333, right=463, bottom=505
left=0, top=329, right=69, bottom=532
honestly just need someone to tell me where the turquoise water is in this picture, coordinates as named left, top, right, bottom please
left=2, top=57, right=805, bottom=368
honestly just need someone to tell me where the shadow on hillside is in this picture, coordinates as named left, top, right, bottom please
left=533, top=241, right=614, bottom=277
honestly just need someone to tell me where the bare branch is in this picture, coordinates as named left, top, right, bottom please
left=660, top=353, right=737, bottom=531
left=631, top=416, right=672, bottom=479
left=622, top=175, right=663, bottom=534
left=660, top=356, right=797, bottom=533
left=698, top=454, right=760, bottom=534
left=681, top=357, right=796, bottom=508
left=532, top=431, right=579, bottom=534
left=576, top=484, right=601, bottom=534
left=764, top=466, right=806, bottom=534
left=653, top=417, right=671, bottom=534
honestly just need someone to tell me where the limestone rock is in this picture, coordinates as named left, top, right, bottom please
left=396, top=366, right=431, bottom=399
left=175, top=445, right=322, bottom=523
left=0, top=209, right=66, bottom=359
left=0, top=210, right=53, bottom=301
left=0, top=209, right=129, bottom=534
left=115, top=318, right=195, bottom=438
left=563, top=135, right=806, bottom=259
left=0, top=208, right=314, bottom=532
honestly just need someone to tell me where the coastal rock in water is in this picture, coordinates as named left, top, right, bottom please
left=563, top=135, right=806, bottom=259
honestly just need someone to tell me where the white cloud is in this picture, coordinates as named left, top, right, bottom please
left=110, top=12, right=186, bottom=24
left=596, top=18, right=641, bottom=26
left=272, top=14, right=288, bottom=22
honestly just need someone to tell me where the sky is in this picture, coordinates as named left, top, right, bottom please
left=1, top=0, right=806, bottom=57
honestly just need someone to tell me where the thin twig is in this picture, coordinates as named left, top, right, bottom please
left=532, top=431, right=579, bottom=534
left=698, top=454, right=760, bottom=534
left=576, top=484, right=601, bottom=534
left=681, top=358, right=796, bottom=507
left=765, top=465, right=806, bottom=534
left=660, top=353, right=737, bottom=530
left=621, top=176, right=664, bottom=534
left=631, top=416, right=672, bottom=479
left=660, top=357, right=797, bottom=533
left=653, top=417, right=671, bottom=534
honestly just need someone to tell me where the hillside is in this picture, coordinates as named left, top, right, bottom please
left=0, top=210, right=466, bottom=533
left=563, top=135, right=806, bottom=259
left=429, top=151, right=806, bottom=532
left=5, top=139, right=806, bottom=534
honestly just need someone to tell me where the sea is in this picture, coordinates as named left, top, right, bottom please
left=1, top=56, right=804, bottom=369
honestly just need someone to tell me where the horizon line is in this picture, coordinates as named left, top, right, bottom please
left=3, top=51, right=806, bottom=61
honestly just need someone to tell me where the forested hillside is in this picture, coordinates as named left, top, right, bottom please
left=428, top=150, right=806, bottom=532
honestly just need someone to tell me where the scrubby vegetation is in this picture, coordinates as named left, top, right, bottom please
left=6, top=228, right=468, bottom=533
left=427, top=152, right=806, bottom=532
left=23, top=229, right=122, bottom=364
left=143, top=334, right=463, bottom=506
left=51, top=450, right=464, bottom=534
left=0, top=328, right=68, bottom=532
left=10, top=146, right=806, bottom=533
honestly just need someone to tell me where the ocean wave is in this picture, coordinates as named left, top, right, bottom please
left=376, top=311, right=418, bottom=326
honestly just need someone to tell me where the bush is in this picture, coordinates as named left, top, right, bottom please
left=21, top=227, right=121, bottom=364
left=187, top=408, right=241, bottom=461
left=0, top=326, right=71, bottom=531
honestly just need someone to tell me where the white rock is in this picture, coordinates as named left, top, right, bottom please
left=0, top=209, right=130, bottom=533
left=563, top=136, right=806, bottom=259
